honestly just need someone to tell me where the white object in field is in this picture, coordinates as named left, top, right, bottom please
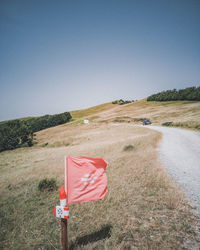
left=84, top=119, right=89, bottom=124
left=53, top=206, right=69, bottom=219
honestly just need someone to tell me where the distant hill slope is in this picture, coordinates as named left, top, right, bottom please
left=36, top=99, right=200, bottom=149
left=1, top=98, right=200, bottom=151
left=70, top=102, right=114, bottom=119
left=69, top=99, right=200, bottom=131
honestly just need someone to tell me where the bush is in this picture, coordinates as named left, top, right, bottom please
left=195, top=124, right=200, bottom=130
left=162, top=122, right=173, bottom=127
left=38, top=178, right=57, bottom=192
left=112, top=99, right=134, bottom=105
left=123, top=144, right=135, bottom=151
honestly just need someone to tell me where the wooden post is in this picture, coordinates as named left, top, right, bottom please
left=61, top=218, right=68, bottom=250
left=62, top=156, right=68, bottom=250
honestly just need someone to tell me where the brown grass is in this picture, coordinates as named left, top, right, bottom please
left=70, top=102, right=114, bottom=119
left=91, top=99, right=200, bottom=130
left=0, top=122, right=199, bottom=249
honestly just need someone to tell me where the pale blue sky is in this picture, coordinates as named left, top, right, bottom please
left=0, top=0, right=200, bottom=121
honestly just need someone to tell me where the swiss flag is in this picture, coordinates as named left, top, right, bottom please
left=65, top=156, right=108, bottom=205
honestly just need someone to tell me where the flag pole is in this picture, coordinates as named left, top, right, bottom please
left=61, top=156, right=68, bottom=250
left=61, top=218, right=68, bottom=250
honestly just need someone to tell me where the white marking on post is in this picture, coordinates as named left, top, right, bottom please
left=55, top=206, right=69, bottom=219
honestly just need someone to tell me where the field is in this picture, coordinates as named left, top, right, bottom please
left=69, top=99, right=200, bottom=130
left=0, top=100, right=200, bottom=249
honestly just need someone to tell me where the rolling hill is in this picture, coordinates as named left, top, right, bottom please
left=70, top=98, right=200, bottom=128
left=0, top=98, right=200, bottom=249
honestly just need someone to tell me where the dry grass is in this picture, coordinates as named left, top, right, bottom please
left=0, top=122, right=199, bottom=249
left=169, top=121, right=200, bottom=130
left=70, top=102, right=114, bottom=119
left=92, top=99, right=200, bottom=130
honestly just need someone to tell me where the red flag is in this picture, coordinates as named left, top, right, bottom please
left=65, top=156, right=108, bottom=205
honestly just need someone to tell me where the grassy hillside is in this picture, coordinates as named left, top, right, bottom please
left=83, top=99, right=200, bottom=130
left=1, top=123, right=199, bottom=249
left=70, top=102, right=114, bottom=119
left=2, top=98, right=199, bottom=130
left=1, top=98, right=200, bottom=249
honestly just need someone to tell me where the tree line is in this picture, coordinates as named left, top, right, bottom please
left=0, top=111, right=71, bottom=152
left=25, top=112, right=71, bottom=132
left=147, top=86, right=200, bottom=102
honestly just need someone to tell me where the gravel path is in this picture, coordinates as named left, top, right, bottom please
left=149, top=126, right=200, bottom=214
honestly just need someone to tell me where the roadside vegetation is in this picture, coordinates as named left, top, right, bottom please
left=147, top=86, right=200, bottom=102
left=162, top=121, right=200, bottom=130
left=0, top=123, right=199, bottom=249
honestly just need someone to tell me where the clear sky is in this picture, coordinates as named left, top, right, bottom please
left=0, top=0, right=200, bottom=121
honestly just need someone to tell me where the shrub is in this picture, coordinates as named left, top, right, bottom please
left=195, top=124, right=200, bottom=130
left=123, top=144, right=135, bottom=151
left=112, top=99, right=134, bottom=105
left=38, top=178, right=57, bottom=192
left=162, top=122, right=173, bottom=127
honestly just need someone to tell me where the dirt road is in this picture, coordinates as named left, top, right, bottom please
left=149, top=126, right=200, bottom=214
